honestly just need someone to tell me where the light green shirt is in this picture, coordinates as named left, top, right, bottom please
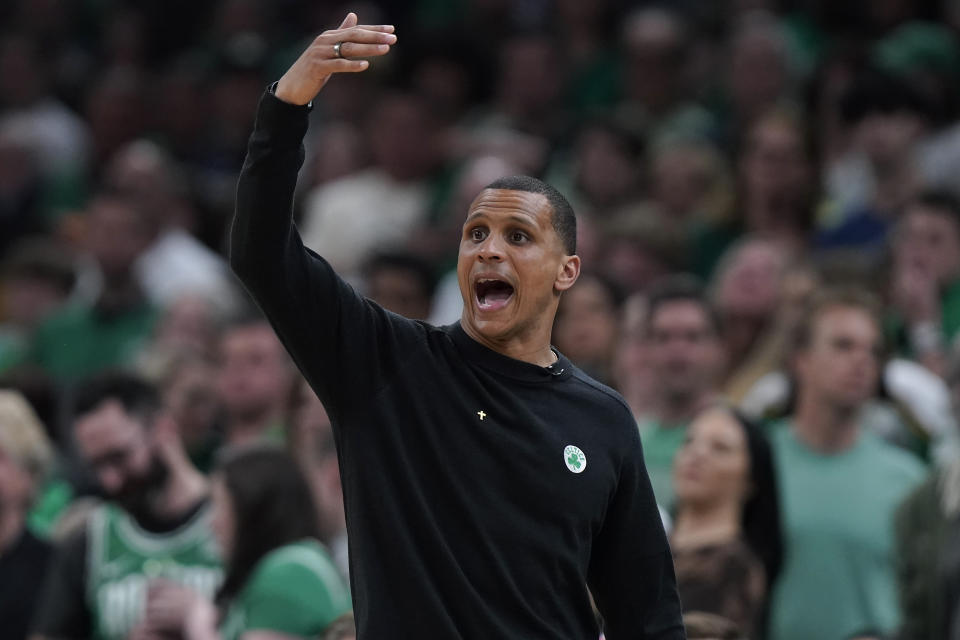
left=638, top=419, right=690, bottom=511
left=220, top=540, right=351, bottom=640
left=768, top=422, right=926, bottom=640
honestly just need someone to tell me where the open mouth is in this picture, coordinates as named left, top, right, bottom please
left=475, top=278, right=515, bottom=311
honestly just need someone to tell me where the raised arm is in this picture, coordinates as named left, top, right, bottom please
left=230, top=14, right=406, bottom=415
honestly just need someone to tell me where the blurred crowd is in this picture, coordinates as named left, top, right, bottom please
left=3, top=0, right=960, bottom=639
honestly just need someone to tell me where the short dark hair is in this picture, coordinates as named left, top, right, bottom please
left=215, top=445, right=322, bottom=605
left=645, top=274, right=722, bottom=336
left=484, top=175, right=577, bottom=255
left=73, top=371, right=161, bottom=427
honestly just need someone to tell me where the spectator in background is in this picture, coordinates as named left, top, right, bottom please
left=362, top=250, right=436, bottom=320
left=0, top=34, right=89, bottom=179
left=301, top=89, right=442, bottom=277
left=692, top=110, right=816, bottom=278
left=821, top=69, right=933, bottom=251
left=767, top=289, right=926, bottom=640
left=670, top=405, right=782, bottom=636
left=0, top=238, right=77, bottom=374
left=711, top=236, right=790, bottom=386
left=889, top=190, right=960, bottom=375
left=162, top=354, right=223, bottom=474
left=553, top=272, right=623, bottom=386
left=895, top=347, right=960, bottom=640
left=144, top=446, right=351, bottom=640
left=216, top=318, right=297, bottom=448
left=104, top=140, right=242, bottom=317
left=611, top=294, right=657, bottom=420
left=32, top=372, right=220, bottom=640
left=31, top=193, right=158, bottom=382
left=617, top=7, right=714, bottom=144
left=598, top=205, right=688, bottom=295
left=639, top=276, right=726, bottom=509
left=722, top=12, right=793, bottom=149
left=0, top=390, right=54, bottom=640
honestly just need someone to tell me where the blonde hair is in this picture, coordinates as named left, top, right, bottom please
left=0, top=390, right=54, bottom=486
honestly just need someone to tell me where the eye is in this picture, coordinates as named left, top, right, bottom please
left=470, top=227, right=486, bottom=242
left=509, top=231, right=528, bottom=243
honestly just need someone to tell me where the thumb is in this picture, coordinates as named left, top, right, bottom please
left=339, top=12, right=358, bottom=29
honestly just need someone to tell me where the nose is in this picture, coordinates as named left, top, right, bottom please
left=478, top=234, right=504, bottom=262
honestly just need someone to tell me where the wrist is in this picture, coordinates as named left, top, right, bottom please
left=269, top=80, right=313, bottom=109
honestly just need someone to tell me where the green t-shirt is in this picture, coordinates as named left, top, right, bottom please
left=220, top=540, right=351, bottom=640
left=31, top=302, right=157, bottom=381
left=638, top=419, right=690, bottom=511
left=767, top=423, right=926, bottom=640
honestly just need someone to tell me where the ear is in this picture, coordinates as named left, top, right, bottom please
left=554, top=254, right=581, bottom=293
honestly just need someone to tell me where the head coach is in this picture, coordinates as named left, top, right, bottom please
left=230, top=12, right=685, bottom=639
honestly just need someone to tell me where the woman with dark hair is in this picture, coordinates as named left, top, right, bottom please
left=145, top=446, right=351, bottom=640
left=669, top=404, right=783, bottom=636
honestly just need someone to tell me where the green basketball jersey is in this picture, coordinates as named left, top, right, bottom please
left=85, top=503, right=223, bottom=640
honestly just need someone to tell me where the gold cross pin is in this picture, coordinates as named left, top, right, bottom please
left=477, top=410, right=487, bottom=421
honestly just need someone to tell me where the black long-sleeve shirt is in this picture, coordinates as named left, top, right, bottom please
left=231, top=88, right=685, bottom=640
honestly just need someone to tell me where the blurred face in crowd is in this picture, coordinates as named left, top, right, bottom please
left=622, top=9, right=685, bottom=112
left=367, top=93, right=437, bottom=182
left=741, top=116, right=812, bottom=223
left=647, top=300, right=722, bottom=404
left=497, top=35, right=563, bottom=120
left=854, top=111, right=925, bottom=168
left=217, top=323, right=294, bottom=421
left=574, top=124, right=639, bottom=210
left=728, top=22, right=788, bottom=121
left=85, top=196, right=155, bottom=281
left=554, top=275, right=619, bottom=370
left=366, top=266, right=432, bottom=320
left=210, top=474, right=236, bottom=560
left=713, top=240, right=786, bottom=320
left=894, top=205, right=960, bottom=286
left=0, top=444, right=34, bottom=516
left=74, top=401, right=165, bottom=515
left=164, top=358, right=220, bottom=450
left=458, top=189, right=579, bottom=351
left=795, top=305, right=882, bottom=412
left=652, top=143, right=720, bottom=220
left=673, top=408, right=751, bottom=510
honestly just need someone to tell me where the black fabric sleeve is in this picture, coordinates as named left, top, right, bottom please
left=31, top=527, right=91, bottom=639
left=230, top=89, right=421, bottom=420
left=588, top=426, right=686, bottom=639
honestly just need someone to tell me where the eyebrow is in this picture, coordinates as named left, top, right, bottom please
left=465, top=211, right=539, bottom=228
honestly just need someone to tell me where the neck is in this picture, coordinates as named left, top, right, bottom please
left=0, top=507, right=24, bottom=553
left=793, top=390, right=861, bottom=453
left=671, top=500, right=742, bottom=550
left=461, top=319, right=558, bottom=368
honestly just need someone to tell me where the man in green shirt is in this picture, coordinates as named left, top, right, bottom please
left=31, top=193, right=158, bottom=381
left=638, top=275, right=725, bottom=509
left=768, top=289, right=926, bottom=640
left=31, top=373, right=221, bottom=640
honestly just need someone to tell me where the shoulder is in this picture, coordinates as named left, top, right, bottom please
left=248, top=541, right=346, bottom=596
left=566, top=365, right=640, bottom=450
left=862, top=433, right=928, bottom=481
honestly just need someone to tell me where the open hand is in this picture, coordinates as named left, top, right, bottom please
left=275, top=12, right=396, bottom=106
